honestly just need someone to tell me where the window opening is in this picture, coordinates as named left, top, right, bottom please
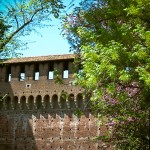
left=5, top=96, right=11, bottom=110
left=13, top=96, right=18, bottom=110
left=20, top=73, right=25, bottom=81
left=8, top=74, right=11, bottom=82
left=77, top=94, right=84, bottom=109
left=20, top=65, right=25, bottom=81
left=35, top=72, right=39, bottom=80
left=20, top=96, right=26, bottom=110
left=44, top=95, right=50, bottom=109
left=34, top=64, right=39, bottom=80
left=63, top=70, right=68, bottom=79
left=63, top=62, right=69, bottom=79
left=48, top=71, right=54, bottom=79
left=60, top=95, right=67, bottom=109
left=52, top=95, right=59, bottom=109
left=48, top=62, right=54, bottom=79
left=68, top=94, right=75, bottom=108
left=28, top=95, right=34, bottom=110
left=6, top=66, right=11, bottom=82
left=36, top=95, right=42, bottom=109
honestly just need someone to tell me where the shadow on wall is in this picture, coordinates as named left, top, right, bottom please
left=0, top=112, right=37, bottom=150
left=0, top=58, right=104, bottom=150
left=0, top=84, right=37, bottom=150
left=0, top=88, right=96, bottom=150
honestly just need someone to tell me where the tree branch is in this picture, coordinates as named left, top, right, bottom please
left=14, top=15, right=19, bottom=28
left=0, top=8, right=43, bottom=51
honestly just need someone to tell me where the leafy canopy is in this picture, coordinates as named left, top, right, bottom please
left=0, top=0, right=64, bottom=58
left=62, top=0, right=150, bottom=149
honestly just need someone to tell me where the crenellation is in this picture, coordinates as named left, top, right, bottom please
left=11, top=64, right=19, bottom=81
left=39, top=62, right=47, bottom=80
left=2, top=65, right=10, bottom=82
left=27, top=63, right=34, bottom=80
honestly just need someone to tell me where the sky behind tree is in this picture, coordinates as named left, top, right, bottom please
left=18, top=0, right=80, bottom=57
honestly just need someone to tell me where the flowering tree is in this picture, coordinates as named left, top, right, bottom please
left=62, top=0, right=150, bottom=149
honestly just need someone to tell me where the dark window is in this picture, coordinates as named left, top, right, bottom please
left=6, top=65, right=11, bottom=82
left=63, top=62, right=69, bottom=79
left=20, top=65, right=25, bottom=81
left=36, top=95, right=42, bottom=109
left=34, top=64, right=39, bottom=80
left=48, top=62, right=54, bottom=79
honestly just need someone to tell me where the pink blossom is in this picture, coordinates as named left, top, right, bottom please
left=109, top=98, right=118, bottom=105
left=131, top=82, right=138, bottom=87
left=127, top=117, right=134, bottom=122
left=105, top=121, right=116, bottom=126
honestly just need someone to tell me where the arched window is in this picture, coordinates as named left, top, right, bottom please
left=36, top=95, right=42, bottom=109
left=52, top=94, right=59, bottom=109
left=60, top=94, right=67, bottom=109
left=28, top=95, right=34, bottom=110
left=44, top=95, right=50, bottom=109
left=76, top=93, right=84, bottom=109
left=5, top=96, right=11, bottom=110
left=13, top=96, right=18, bottom=110
left=68, top=94, right=75, bottom=109
left=20, top=96, right=26, bottom=110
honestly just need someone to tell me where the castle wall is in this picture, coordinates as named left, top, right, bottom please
left=0, top=55, right=109, bottom=150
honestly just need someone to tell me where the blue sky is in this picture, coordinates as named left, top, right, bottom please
left=20, top=18, right=70, bottom=57
left=19, top=0, right=81, bottom=57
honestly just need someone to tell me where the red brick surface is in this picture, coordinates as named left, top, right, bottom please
left=0, top=55, right=111, bottom=150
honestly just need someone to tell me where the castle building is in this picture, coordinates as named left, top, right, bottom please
left=0, top=54, right=107, bottom=150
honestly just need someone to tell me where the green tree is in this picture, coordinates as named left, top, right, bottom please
left=0, top=12, right=9, bottom=40
left=63, top=0, right=150, bottom=149
left=0, top=0, right=64, bottom=58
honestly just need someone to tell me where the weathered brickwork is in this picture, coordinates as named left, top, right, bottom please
left=0, top=54, right=110, bottom=150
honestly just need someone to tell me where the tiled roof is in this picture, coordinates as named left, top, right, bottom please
left=1, top=54, right=75, bottom=64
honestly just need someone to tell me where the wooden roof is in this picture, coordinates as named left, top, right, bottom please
left=1, top=54, right=75, bottom=64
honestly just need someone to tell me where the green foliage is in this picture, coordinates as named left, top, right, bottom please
left=54, top=68, right=64, bottom=84
left=74, top=108, right=83, bottom=118
left=62, top=0, right=150, bottom=149
left=0, top=12, right=10, bottom=40
left=0, top=0, right=64, bottom=58
left=60, top=90, right=68, bottom=99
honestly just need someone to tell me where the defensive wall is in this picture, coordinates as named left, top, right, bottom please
left=0, top=54, right=109, bottom=150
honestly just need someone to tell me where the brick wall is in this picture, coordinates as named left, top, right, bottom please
left=0, top=55, right=111, bottom=150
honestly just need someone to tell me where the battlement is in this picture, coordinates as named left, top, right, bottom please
left=0, top=54, right=75, bottom=82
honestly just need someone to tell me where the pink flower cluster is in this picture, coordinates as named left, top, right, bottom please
left=117, top=82, right=139, bottom=98
left=127, top=117, right=134, bottom=122
left=109, top=98, right=118, bottom=105
left=105, top=120, right=116, bottom=126
left=68, top=14, right=78, bottom=26
left=103, top=94, right=118, bottom=105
